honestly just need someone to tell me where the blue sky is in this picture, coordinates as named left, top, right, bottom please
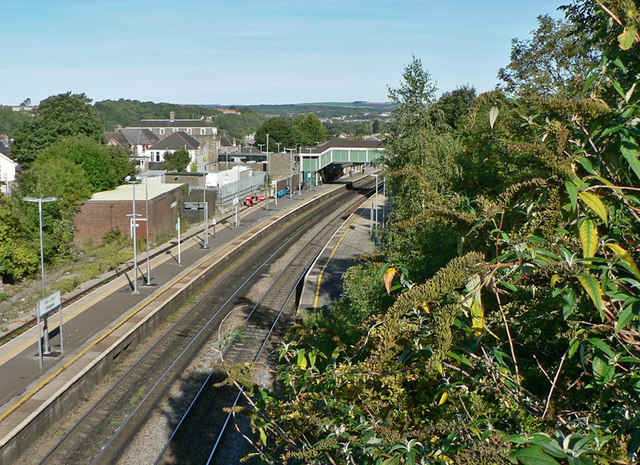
left=1, top=0, right=565, bottom=106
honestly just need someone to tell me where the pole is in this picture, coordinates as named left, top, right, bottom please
left=131, top=181, right=140, bottom=294
left=144, top=176, right=151, bottom=285
left=298, top=149, right=302, bottom=195
left=203, top=172, right=209, bottom=248
left=23, top=196, right=57, bottom=361
left=37, top=200, right=51, bottom=354
left=177, top=217, right=182, bottom=265
left=265, top=134, right=270, bottom=210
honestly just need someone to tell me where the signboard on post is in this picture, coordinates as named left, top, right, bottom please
left=37, top=290, right=61, bottom=318
left=36, top=290, right=64, bottom=370
left=184, top=201, right=206, bottom=211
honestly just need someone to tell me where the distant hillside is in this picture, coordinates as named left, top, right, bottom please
left=94, top=99, right=393, bottom=140
left=237, top=101, right=393, bottom=119
left=95, top=99, right=267, bottom=141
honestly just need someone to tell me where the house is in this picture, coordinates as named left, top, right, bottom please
left=0, top=136, right=18, bottom=195
left=127, top=112, right=219, bottom=171
left=104, top=128, right=159, bottom=171
left=142, top=131, right=201, bottom=168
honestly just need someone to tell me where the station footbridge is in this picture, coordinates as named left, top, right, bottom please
left=300, top=140, right=384, bottom=185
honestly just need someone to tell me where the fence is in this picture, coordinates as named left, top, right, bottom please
left=216, top=172, right=267, bottom=207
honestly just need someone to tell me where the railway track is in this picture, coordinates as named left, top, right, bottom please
left=34, top=178, right=375, bottom=465
left=0, top=206, right=239, bottom=348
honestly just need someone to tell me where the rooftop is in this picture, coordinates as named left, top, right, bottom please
left=89, top=183, right=184, bottom=202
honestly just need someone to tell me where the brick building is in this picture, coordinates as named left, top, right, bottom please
left=74, top=183, right=189, bottom=245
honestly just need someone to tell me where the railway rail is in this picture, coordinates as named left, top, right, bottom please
left=0, top=206, right=241, bottom=348
left=34, top=178, right=375, bottom=464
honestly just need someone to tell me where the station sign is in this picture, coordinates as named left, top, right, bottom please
left=184, top=201, right=207, bottom=211
left=37, top=290, right=61, bottom=318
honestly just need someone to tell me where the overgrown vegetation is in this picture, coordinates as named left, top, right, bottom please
left=229, top=1, right=640, bottom=464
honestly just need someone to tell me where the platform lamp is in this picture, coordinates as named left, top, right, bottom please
left=125, top=176, right=142, bottom=294
left=23, top=196, right=57, bottom=353
left=265, top=133, right=270, bottom=210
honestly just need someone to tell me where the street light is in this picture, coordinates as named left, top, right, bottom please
left=125, top=176, right=142, bottom=294
left=265, top=134, right=270, bottom=210
left=202, top=171, right=209, bottom=249
left=23, top=196, right=57, bottom=354
left=370, top=173, right=379, bottom=228
left=139, top=175, right=152, bottom=286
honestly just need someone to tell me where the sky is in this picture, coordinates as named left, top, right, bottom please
left=1, top=0, right=566, bottom=106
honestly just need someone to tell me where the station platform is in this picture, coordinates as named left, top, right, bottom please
left=0, top=181, right=337, bottom=460
left=298, top=192, right=388, bottom=312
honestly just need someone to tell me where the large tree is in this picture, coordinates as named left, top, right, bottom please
left=292, top=113, right=328, bottom=145
left=254, top=116, right=302, bottom=149
left=498, top=15, right=599, bottom=98
left=11, top=92, right=103, bottom=167
left=36, top=136, right=135, bottom=192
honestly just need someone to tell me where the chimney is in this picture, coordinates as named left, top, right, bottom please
left=170, top=111, right=175, bottom=122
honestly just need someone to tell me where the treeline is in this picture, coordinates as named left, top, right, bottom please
left=233, top=3, right=640, bottom=464
left=243, top=101, right=393, bottom=119
left=0, top=106, right=32, bottom=136
left=94, top=99, right=266, bottom=141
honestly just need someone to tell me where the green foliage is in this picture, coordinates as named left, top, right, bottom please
left=11, top=92, right=102, bottom=167
left=235, top=3, right=640, bottom=464
left=0, top=194, right=39, bottom=282
left=291, top=113, right=329, bottom=145
left=498, top=15, right=600, bottom=98
left=163, top=147, right=191, bottom=172
left=431, top=85, right=477, bottom=130
left=255, top=116, right=302, bottom=149
left=94, top=99, right=267, bottom=141
left=255, top=113, right=329, bottom=149
left=0, top=106, right=32, bottom=136
left=36, top=136, right=135, bottom=192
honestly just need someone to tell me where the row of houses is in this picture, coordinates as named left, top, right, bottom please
left=104, top=111, right=239, bottom=172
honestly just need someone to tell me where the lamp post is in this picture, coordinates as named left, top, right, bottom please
left=370, top=173, right=379, bottom=228
left=202, top=171, right=209, bottom=249
left=125, top=176, right=141, bottom=294
left=141, top=175, right=152, bottom=285
left=298, top=147, right=302, bottom=195
left=23, top=196, right=57, bottom=354
left=265, top=134, right=270, bottom=210
left=286, top=148, right=294, bottom=199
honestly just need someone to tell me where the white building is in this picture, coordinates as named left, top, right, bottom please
left=0, top=139, right=17, bottom=195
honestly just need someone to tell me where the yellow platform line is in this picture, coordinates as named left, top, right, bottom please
left=0, top=205, right=283, bottom=423
left=0, top=184, right=336, bottom=424
left=313, top=198, right=375, bottom=308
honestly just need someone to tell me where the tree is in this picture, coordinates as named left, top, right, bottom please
left=562, top=0, right=640, bottom=102
left=292, top=113, right=328, bottom=145
left=11, top=92, right=103, bottom=167
left=15, top=157, right=94, bottom=259
left=0, top=194, right=38, bottom=284
left=163, top=147, right=191, bottom=172
left=254, top=117, right=302, bottom=149
left=498, top=15, right=599, bottom=98
left=431, top=85, right=477, bottom=129
left=37, top=136, right=135, bottom=192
